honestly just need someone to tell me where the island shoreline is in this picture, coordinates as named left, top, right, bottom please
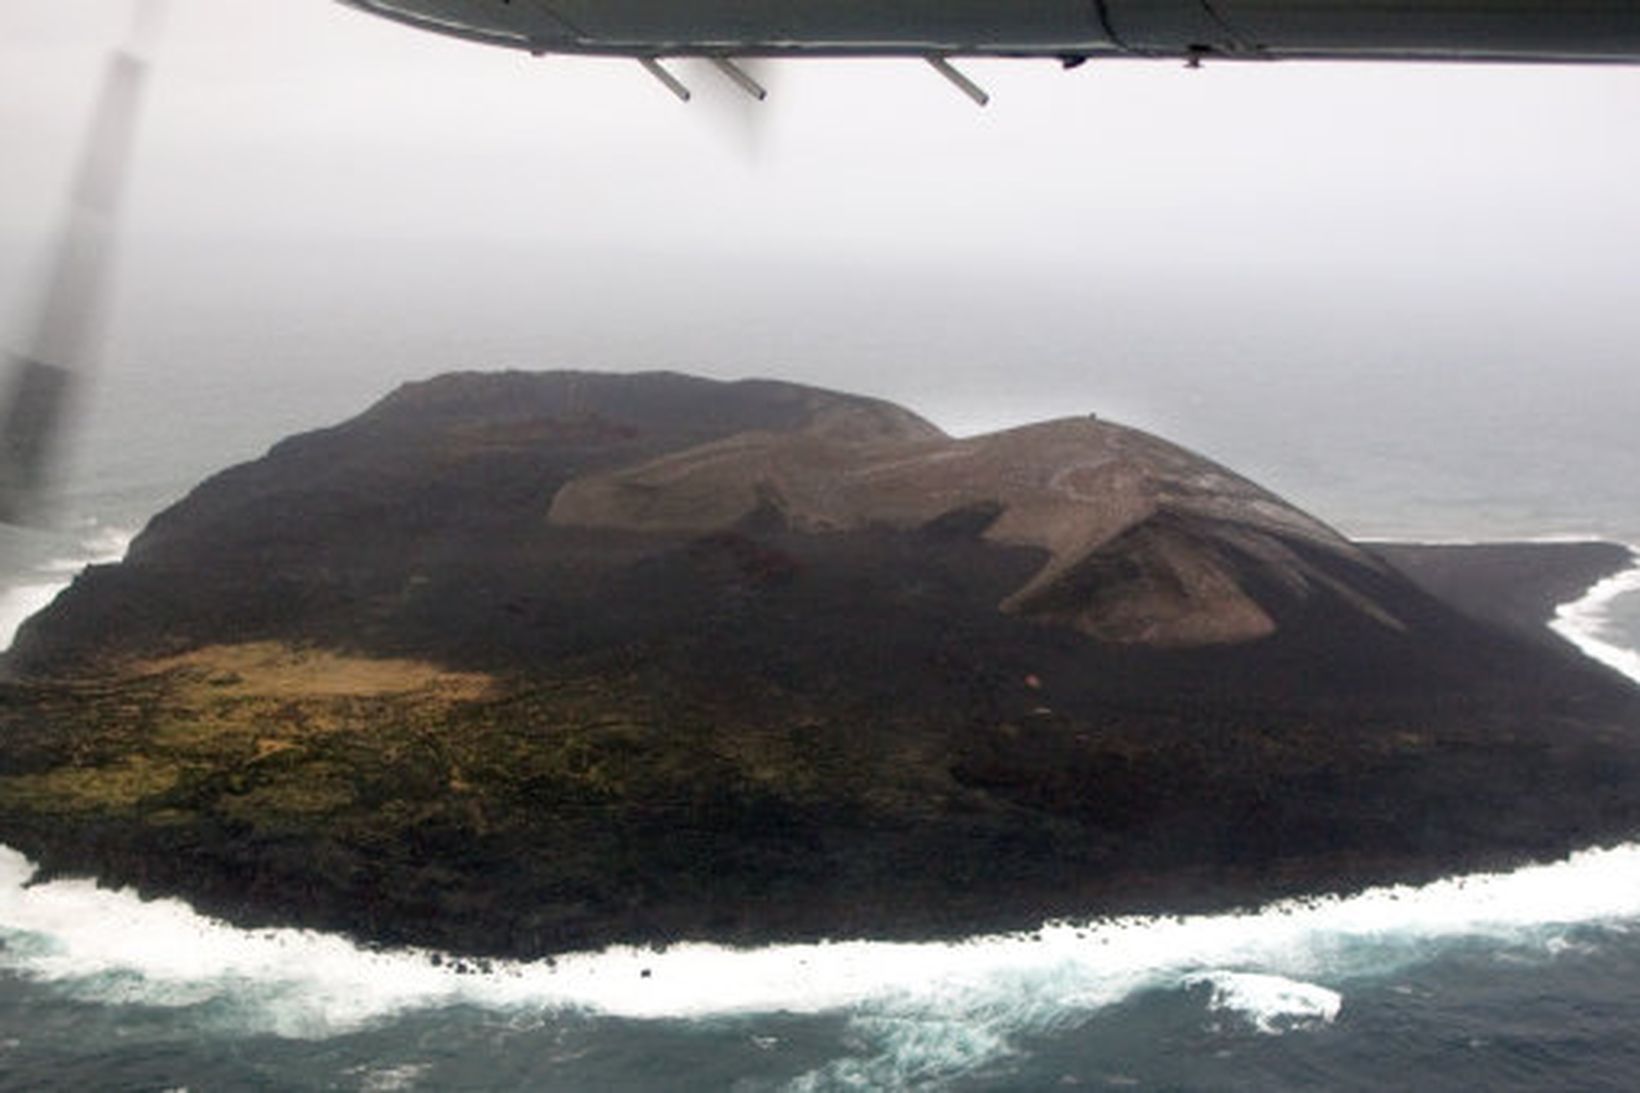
left=0, top=537, right=1635, bottom=959
left=1, top=368, right=1635, bottom=960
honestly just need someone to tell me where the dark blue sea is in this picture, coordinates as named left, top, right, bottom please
left=2, top=354, right=1638, bottom=1092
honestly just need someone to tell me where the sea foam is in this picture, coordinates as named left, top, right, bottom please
left=4, top=841, right=1640, bottom=1042
left=0, top=583, right=70, bottom=652
left=1550, top=543, right=1640, bottom=685
left=0, top=522, right=132, bottom=651
left=1185, top=970, right=1343, bottom=1033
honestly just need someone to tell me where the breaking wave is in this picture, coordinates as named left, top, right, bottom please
left=4, top=841, right=1640, bottom=1064
left=1551, top=543, right=1640, bottom=685
left=0, top=583, right=68, bottom=652
left=1184, top=970, right=1342, bottom=1033
left=0, top=521, right=132, bottom=651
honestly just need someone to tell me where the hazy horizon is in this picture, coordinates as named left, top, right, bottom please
left=4, top=0, right=1639, bottom=540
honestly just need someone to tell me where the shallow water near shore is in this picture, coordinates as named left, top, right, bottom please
left=2, top=387, right=1639, bottom=1090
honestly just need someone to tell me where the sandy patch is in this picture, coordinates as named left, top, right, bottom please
left=132, top=642, right=497, bottom=701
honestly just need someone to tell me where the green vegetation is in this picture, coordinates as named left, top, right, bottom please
left=1, top=755, right=180, bottom=813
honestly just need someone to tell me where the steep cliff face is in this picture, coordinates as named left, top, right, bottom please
left=2, top=370, right=1636, bottom=957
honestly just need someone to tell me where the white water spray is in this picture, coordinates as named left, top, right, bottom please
left=3, top=841, right=1640, bottom=1041
left=1551, top=544, right=1640, bottom=685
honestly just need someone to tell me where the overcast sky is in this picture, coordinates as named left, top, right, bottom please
left=3, top=0, right=1638, bottom=536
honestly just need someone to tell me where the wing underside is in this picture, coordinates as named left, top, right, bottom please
left=337, top=1, right=1640, bottom=63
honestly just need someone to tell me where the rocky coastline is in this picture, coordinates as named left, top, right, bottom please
left=1, top=371, right=1636, bottom=957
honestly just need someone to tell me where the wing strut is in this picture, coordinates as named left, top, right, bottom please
left=710, top=57, right=768, bottom=101
left=638, top=57, right=692, bottom=102
left=926, top=56, right=990, bottom=106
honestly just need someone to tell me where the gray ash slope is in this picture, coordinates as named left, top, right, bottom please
left=2, top=370, right=1638, bottom=955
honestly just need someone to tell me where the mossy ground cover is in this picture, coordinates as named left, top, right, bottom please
left=0, top=640, right=1003, bottom=951
left=3, top=629, right=1637, bottom=956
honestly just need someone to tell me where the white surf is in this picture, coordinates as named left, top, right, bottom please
left=0, top=522, right=132, bottom=651
left=1551, top=543, right=1640, bottom=685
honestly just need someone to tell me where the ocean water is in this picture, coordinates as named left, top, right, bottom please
left=1, top=373, right=1638, bottom=1091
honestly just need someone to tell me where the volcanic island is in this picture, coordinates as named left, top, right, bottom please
left=1, top=371, right=1636, bottom=957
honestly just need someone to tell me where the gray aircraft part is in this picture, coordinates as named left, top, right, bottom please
left=335, top=1, right=1640, bottom=64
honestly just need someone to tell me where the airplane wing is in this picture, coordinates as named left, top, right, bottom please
left=337, top=1, right=1640, bottom=65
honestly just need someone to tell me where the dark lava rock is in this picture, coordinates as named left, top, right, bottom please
left=1, top=369, right=1636, bottom=957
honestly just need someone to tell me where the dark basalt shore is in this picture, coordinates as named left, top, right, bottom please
left=1371, top=540, right=1633, bottom=646
left=1, top=370, right=1637, bottom=957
